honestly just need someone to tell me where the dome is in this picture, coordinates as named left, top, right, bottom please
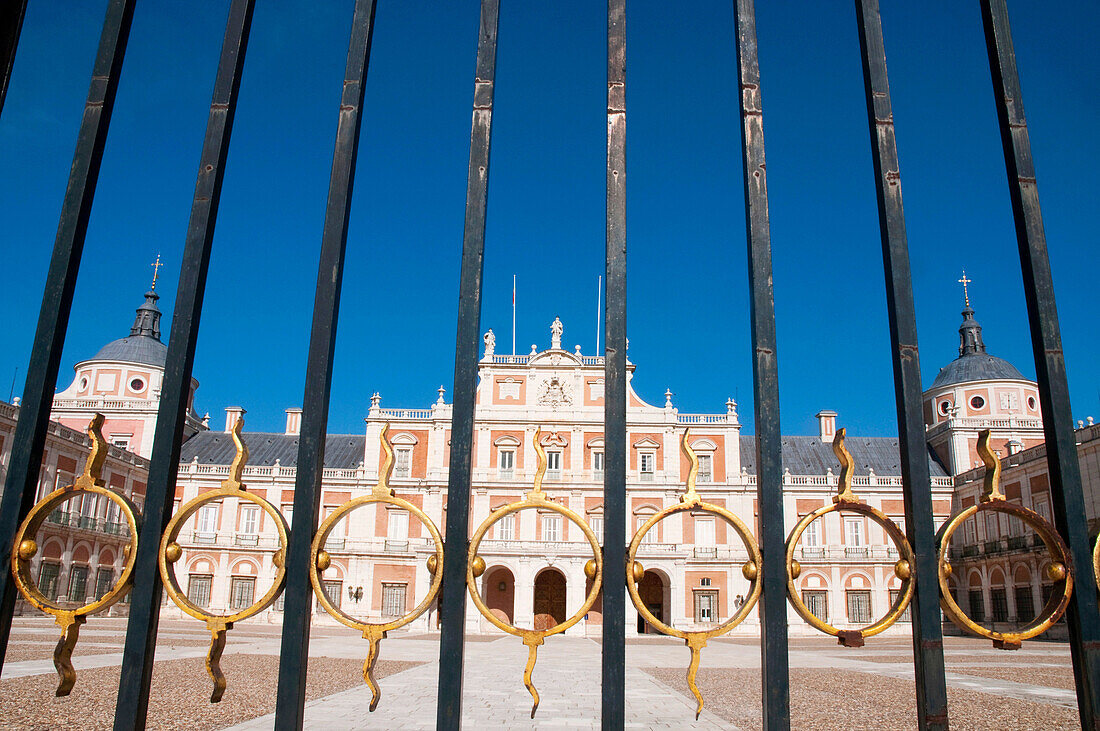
left=930, top=352, right=1025, bottom=389
left=91, top=335, right=167, bottom=367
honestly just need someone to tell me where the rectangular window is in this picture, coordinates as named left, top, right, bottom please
left=637, top=516, right=654, bottom=544
left=985, top=513, right=1000, bottom=540
left=394, top=448, right=412, bottom=478
left=589, top=516, right=604, bottom=544
left=845, top=519, right=864, bottom=547
left=197, top=503, right=219, bottom=534
left=67, top=565, right=89, bottom=604
left=382, top=583, right=406, bottom=616
left=889, top=588, right=911, bottom=622
left=695, top=517, right=715, bottom=546
left=230, top=577, right=255, bottom=611
left=94, top=568, right=113, bottom=600
left=1033, top=499, right=1050, bottom=522
left=963, top=516, right=977, bottom=545
left=803, top=590, right=828, bottom=622
left=542, top=515, right=561, bottom=542
left=801, top=520, right=821, bottom=548
left=696, top=454, right=712, bottom=483
left=639, top=453, right=655, bottom=481
left=282, top=504, right=293, bottom=528
left=498, top=449, right=515, bottom=479
left=592, top=451, right=604, bottom=476
left=325, top=506, right=344, bottom=538
left=1015, top=585, right=1034, bottom=622
left=187, top=574, right=213, bottom=607
left=546, top=451, right=562, bottom=480
left=387, top=510, right=409, bottom=540
left=968, top=590, right=985, bottom=622
left=991, top=588, right=1008, bottom=622
left=694, top=590, right=718, bottom=623
left=38, top=563, right=60, bottom=601
left=240, top=505, right=259, bottom=535
left=323, top=579, right=342, bottom=609
left=496, top=513, right=515, bottom=541
left=846, top=590, right=872, bottom=623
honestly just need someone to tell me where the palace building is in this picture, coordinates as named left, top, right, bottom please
left=4, top=282, right=1090, bottom=637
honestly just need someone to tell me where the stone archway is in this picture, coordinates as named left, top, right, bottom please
left=533, top=569, right=567, bottom=630
left=484, top=566, right=515, bottom=624
left=637, top=570, right=667, bottom=634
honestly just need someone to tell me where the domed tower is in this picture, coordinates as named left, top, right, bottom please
left=51, top=287, right=205, bottom=457
left=923, top=284, right=1044, bottom=476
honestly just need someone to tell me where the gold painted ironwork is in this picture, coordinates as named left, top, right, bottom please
left=11, top=413, right=141, bottom=696
left=310, top=423, right=444, bottom=712
left=784, top=428, right=916, bottom=647
left=937, top=429, right=1072, bottom=649
left=159, top=416, right=289, bottom=702
left=467, top=427, right=603, bottom=718
left=626, top=429, right=762, bottom=719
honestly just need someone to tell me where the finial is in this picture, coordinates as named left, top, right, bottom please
left=221, top=416, right=249, bottom=492
left=151, top=253, right=164, bottom=292
left=680, top=429, right=700, bottom=505
left=665, top=389, right=673, bottom=407
left=78, top=413, right=109, bottom=488
left=832, top=428, right=858, bottom=504
left=958, top=270, right=972, bottom=308
left=530, top=427, right=547, bottom=498
left=976, top=429, right=1004, bottom=502
left=374, top=423, right=395, bottom=497
left=437, top=385, right=446, bottom=404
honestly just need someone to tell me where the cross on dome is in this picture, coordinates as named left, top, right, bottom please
left=151, top=253, right=164, bottom=291
left=957, top=270, right=972, bottom=308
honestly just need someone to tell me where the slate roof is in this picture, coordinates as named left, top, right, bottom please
left=91, top=336, right=168, bottom=368
left=929, top=352, right=1025, bottom=389
left=739, top=435, right=949, bottom=478
left=179, top=431, right=365, bottom=468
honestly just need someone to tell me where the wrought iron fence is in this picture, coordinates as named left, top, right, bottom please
left=0, top=0, right=1098, bottom=729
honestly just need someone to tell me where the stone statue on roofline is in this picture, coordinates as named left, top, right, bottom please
left=483, top=329, right=495, bottom=358
left=551, top=317, right=563, bottom=350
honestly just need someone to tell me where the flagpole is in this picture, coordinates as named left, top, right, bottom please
left=512, top=274, right=516, bottom=355
left=596, top=274, right=602, bottom=354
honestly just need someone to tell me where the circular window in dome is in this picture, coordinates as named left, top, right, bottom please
left=1027, top=396, right=1037, bottom=410
left=78, top=377, right=88, bottom=391
left=938, top=400, right=951, bottom=415
left=129, top=377, right=145, bottom=392
left=970, top=395, right=986, bottom=410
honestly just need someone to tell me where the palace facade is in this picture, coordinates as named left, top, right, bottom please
left=4, top=285, right=1090, bottom=638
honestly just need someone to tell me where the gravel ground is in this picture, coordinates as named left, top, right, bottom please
left=3, top=642, right=126, bottom=663
left=643, top=667, right=1080, bottom=730
left=0, top=655, right=421, bottom=730
left=951, top=665, right=1076, bottom=691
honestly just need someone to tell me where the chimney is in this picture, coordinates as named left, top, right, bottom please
left=224, top=407, right=245, bottom=433
left=285, top=407, right=302, bottom=436
left=816, top=410, right=838, bottom=441
left=1007, top=439, right=1023, bottom=455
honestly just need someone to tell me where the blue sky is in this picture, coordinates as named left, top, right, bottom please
left=1, top=1, right=1097, bottom=437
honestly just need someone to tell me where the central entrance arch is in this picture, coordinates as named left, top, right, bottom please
left=637, top=569, right=668, bottom=634
left=533, top=569, right=567, bottom=630
left=483, top=566, right=515, bottom=624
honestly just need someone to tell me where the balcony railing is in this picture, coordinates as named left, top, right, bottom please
left=192, top=531, right=218, bottom=544
left=384, top=540, right=410, bottom=553
left=1007, top=535, right=1028, bottom=551
left=694, top=547, right=718, bottom=559
left=801, top=547, right=825, bottom=559
left=234, top=534, right=259, bottom=547
left=42, top=510, right=130, bottom=538
left=845, top=547, right=870, bottom=558
left=984, top=539, right=1002, bottom=555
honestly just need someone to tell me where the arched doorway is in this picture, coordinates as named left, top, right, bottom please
left=637, top=570, right=667, bottom=634
left=533, top=569, right=566, bottom=630
left=484, top=566, right=515, bottom=624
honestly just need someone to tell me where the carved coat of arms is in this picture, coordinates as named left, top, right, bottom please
left=537, top=376, right=573, bottom=409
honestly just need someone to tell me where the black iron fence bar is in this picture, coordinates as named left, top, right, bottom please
left=0, top=0, right=135, bottom=671
left=0, top=0, right=27, bottom=117
left=602, top=0, right=626, bottom=727
left=853, top=1, right=949, bottom=727
left=112, top=2, right=255, bottom=727
left=273, top=0, right=378, bottom=727
left=436, top=0, right=500, bottom=727
left=980, top=1, right=1100, bottom=725
left=732, top=1, right=790, bottom=727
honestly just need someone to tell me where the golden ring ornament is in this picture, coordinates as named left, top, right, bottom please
left=467, top=427, right=603, bottom=718
left=936, top=429, right=1072, bottom=649
left=11, top=413, right=141, bottom=696
left=627, top=429, right=762, bottom=719
left=310, top=423, right=444, bottom=712
left=784, top=427, right=916, bottom=648
left=159, top=416, right=290, bottom=702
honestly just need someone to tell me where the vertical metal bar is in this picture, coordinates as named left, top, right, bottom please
left=0, top=0, right=135, bottom=672
left=980, top=1, right=1100, bottom=725
left=731, top=2, right=789, bottom=727
left=436, top=0, right=499, bottom=727
left=273, top=1, right=377, bottom=727
left=853, top=1, right=949, bottom=727
left=602, top=0, right=626, bottom=728
left=112, top=1, right=255, bottom=726
left=0, top=0, right=27, bottom=117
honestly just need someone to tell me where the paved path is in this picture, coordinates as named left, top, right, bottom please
left=223, top=636, right=729, bottom=730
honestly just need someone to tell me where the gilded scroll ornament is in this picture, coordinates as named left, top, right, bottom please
left=158, top=416, right=290, bottom=701
left=626, top=429, right=762, bottom=719
left=784, top=428, right=916, bottom=647
left=466, top=427, right=603, bottom=718
left=12, top=414, right=141, bottom=696
left=309, top=423, right=444, bottom=711
left=937, top=429, right=1072, bottom=649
